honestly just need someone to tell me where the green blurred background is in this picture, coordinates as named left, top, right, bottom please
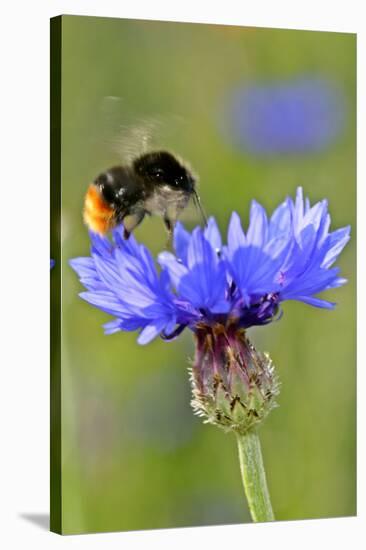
left=55, top=15, right=356, bottom=534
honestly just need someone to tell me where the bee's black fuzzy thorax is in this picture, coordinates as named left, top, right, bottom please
left=94, top=166, right=144, bottom=209
left=133, top=150, right=196, bottom=192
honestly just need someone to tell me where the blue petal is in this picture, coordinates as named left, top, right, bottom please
left=292, top=296, right=336, bottom=309
left=227, top=212, right=246, bottom=256
left=80, top=291, right=129, bottom=317
left=103, top=319, right=123, bottom=334
left=90, top=231, right=113, bottom=257
left=69, top=257, right=97, bottom=278
left=204, top=217, right=222, bottom=252
left=187, top=227, right=206, bottom=270
left=246, top=201, right=268, bottom=247
left=173, top=222, right=191, bottom=263
left=158, top=251, right=188, bottom=288
left=321, top=226, right=351, bottom=268
left=174, top=229, right=229, bottom=312
left=137, top=319, right=168, bottom=345
left=93, top=253, right=126, bottom=294
left=269, top=199, right=291, bottom=239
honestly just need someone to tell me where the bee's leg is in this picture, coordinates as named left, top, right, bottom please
left=163, top=216, right=172, bottom=233
left=163, top=216, right=174, bottom=249
left=122, top=210, right=145, bottom=240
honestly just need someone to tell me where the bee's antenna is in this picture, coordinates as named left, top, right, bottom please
left=193, top=189, right=208, bottom=227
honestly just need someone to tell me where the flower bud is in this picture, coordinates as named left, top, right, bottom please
left=190, top=324, right=279, bottom=434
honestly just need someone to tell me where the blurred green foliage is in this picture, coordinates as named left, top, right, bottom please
left=56, top=15, right=356, bottom=534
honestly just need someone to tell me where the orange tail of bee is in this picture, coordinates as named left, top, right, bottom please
left=83, top=184, right=116, bottom=235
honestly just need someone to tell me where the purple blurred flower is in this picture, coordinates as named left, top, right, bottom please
left=70, top=187, right=349, bottom=345
left=50, top=259, right=55, bottom=269
left=226, top=78, right=345, bottom=154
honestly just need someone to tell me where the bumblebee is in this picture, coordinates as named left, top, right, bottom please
left=83, top=150, right=206, bottom=239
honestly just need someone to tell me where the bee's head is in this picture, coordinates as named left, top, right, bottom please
left=133, top=151, right=196, bottom=192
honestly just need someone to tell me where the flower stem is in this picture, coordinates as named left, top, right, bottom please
left=236, top=429, right=275, bottom=522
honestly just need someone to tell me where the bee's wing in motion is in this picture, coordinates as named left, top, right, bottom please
left=111, top=119, right=160, bottom=163
left=97, top=96, right=187, bottom=163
